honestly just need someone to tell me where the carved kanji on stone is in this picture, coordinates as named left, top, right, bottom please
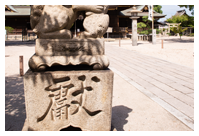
left=37, top=75, right=102, bottom=123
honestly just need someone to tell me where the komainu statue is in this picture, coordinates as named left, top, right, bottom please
left=23, top=5, right=113, bottom=131
left=30, top=5, right=109, bottom=39
left=28, top=5, right=110, bottom=71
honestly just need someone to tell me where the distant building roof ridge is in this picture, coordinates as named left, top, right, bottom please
left=5, top=5, right=17, bottom=12
left=119, top=5, right=166, bottom=18
left=174, top=9, right=187, bottom=16
left=5, top=6, right=30, bottom=16
left=177, top=9, right=186, bottom=12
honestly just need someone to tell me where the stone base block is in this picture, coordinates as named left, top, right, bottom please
left=35, top=38, right=104, bottom=56
left=28, top=54, right=109, bottom=71
left=22, top=69, right=113, bottom=131
left=29, top=38, right=109, bottom=71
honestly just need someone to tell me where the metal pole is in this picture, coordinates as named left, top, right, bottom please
left=161, top=39, right=163, bottom=49
left=152, top=5, right=156, bottom=44
left=5, top=30, right=7, bottom=41
left=19, top=56, right=24, bottom=76
left=74, top=20, right=77, bottom=37
left=152, top=5, right=154, bottom=34
left=152, top=5, right=154, bottom=44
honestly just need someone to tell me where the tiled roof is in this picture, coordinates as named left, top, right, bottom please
left=5, top=6, right=30, bottom=16
left=174, top=9, right=187, bottom=16
left=119, top=5, right=166, bottom=18
left=5, top=5, right=17, bottom=12
left=5, top=5, right=166, bottom=18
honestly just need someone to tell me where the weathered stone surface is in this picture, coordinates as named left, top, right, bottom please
left=80, top=6, right=109, bottom=38
left=31, top=5, right=77, bottom=39
left=22, top=69, right=113, bottom=131
left=29, top=38, right=109, bottom=71
left=29, top=55, right=109, bottom=71
left=25, top=6, right=113, bottom=131
left=30, top=5, right=109, bottom=39
left=35, top=38, right=104, bottom=56
left=28, top=5, right=110, bottom=70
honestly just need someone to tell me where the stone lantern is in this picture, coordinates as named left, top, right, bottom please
left=128, top=6, right=142, bottom=46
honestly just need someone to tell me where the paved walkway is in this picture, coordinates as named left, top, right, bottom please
left=5, top=40, right=194, bottom=131
left=105, top=41, right=194, bottom=130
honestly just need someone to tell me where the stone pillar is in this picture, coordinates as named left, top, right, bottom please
left=152, top=29, right=156, bottom=44
left=132, top=18, right=138, bottom=46
left=130, top=17, right=139, bottom=46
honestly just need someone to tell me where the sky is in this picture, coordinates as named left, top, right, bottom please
left=158, top=5, right=193, bottom=22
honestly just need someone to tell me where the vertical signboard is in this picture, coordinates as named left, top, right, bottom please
left=152, top=29, right=156, bottom=44
left=107, top=27, right=112, bottom=38
left=5, top=30, right=7, bottom=40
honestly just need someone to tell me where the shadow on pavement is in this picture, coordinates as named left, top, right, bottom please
left=163, top=38, right=194, bottom=43
left=111, top=105, right=132, bottom=131
left=5, top=40, right=36, bottom=46
left=5, top=75, right=26, bottom=131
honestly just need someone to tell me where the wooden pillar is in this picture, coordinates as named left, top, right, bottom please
left=116, top=16, right=119, bottom=28
left=19, top=56, right=23, bottom=76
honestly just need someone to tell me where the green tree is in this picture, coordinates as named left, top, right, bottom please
left=137, top=22, right=146, bottom=28
left=137, top=22, right=147, bottom=34
left=170, top=26, right=187, bottom=39
left=178, top=5, right=194, bottom=15
left=5, top=26, right=14, bottom=34
left=166, top=15, right=188, bottom=23
left=154, top=5, right=163, bottom=14
left=187, top=16, right=194, bottom=27
left=166, top=15, right=194, bottom=27
left=137, top=16, right=154, bottom=35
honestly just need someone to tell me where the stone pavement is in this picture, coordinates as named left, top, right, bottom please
left=105, top=40, right=194, bottom=130
left=5, top=40, right=194, bottom=131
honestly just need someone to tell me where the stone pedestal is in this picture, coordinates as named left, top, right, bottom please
left=29, top=38, right=109, bottom=72
left=22, top=69, right=113, bottom=131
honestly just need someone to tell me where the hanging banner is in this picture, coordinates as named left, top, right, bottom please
left=148, top=5, right=153, bottom=21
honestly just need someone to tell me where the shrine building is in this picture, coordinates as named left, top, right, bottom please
left=5, top=5, right=166, bottom=38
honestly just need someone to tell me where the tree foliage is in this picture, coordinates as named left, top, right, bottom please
left=166, top=15, right=188, bottom=23
left=5, top=26, right=14, bottom=33
left=186, top=16, right=194, bottom=27
left=137, top=16, right=153, bottom=35
left=178, top=5, right=194, bottom=15
left=137, top=22, right=146, bottom=28
left=170, top=26, right=188, bottom=39
left=166, top=15, right=194, bottom=27
left=154, top=5, right=163, bottom=14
